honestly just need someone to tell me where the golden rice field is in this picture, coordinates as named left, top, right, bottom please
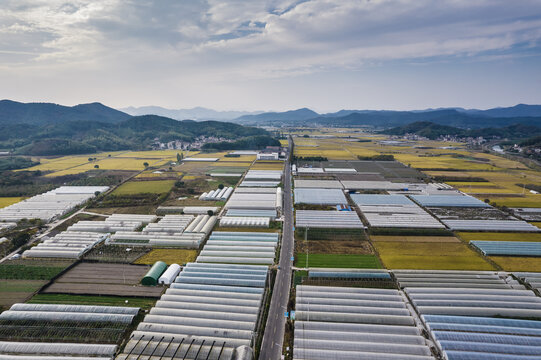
left=457, top=232, right=541, bottom=242
left=373, top=241, right=494, bottom=270
left=279, top=139, right=288, bottom=146
left=371, top=236, right=461, bottom=243
left=188, top=151, right=230, bottom=159
left=0, top=197, right=24, bottom=209
left=134, top=249, right=198, bottom=265
left=219, top=155, right=256, bottom=162
left=481, top=195, right=541, bottom=208
left=112, top=180, right=175, bottom=195
left=251, top=161, right=284, bottom=170
left=135, top=171, right=183, bottom=179
left=23, top=150, right=203, bottom=177
left=490, top=257, right=541, bottom=272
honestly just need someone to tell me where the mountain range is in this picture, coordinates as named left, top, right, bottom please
left=121, top=106, right=262, bottom=121
left=2, top=100, right=541, bottom=130
left=0, top=100, right=130, bottom=125
left=121, top=103, right=541, bottom=129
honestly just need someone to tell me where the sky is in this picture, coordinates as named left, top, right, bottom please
left=1, top=0, right=541, bottom=112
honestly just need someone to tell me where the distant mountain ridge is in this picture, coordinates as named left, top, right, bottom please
left=382, top=121, right=541, bottom=140
left=121, top=106, right=263, bottom=121
left=0, top=100, right=130, bottom=125
left=231, top=105, right=541, bottom=128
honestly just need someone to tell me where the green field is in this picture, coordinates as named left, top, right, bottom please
left=295, top=254, right=382, bottom=268
left=112, top=180, right=175, bottom=195
left=28, top=294, right=157, bottom=310
left=0, top=264, right=68, bottom=280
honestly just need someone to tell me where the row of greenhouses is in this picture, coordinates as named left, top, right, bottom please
left=117, top=262, right=268, bottom=359
left=225, top=187, right=281, bottom=211
left=142, top=215, right=195, bottom=234
left=351, top=194, right=444, bottom=229
left=0, top=186, right=109, bottom=222
left=293, top=285, right=433, bottom=360
left=67, top=214, right=156, bottom=233
left=398, top=270, right=541, bottom=359
left=471, top=241, right=541, bottom=256
left=295, top=210, right=364, bottom=229
left=0, top=303, right=140, bottom=359
left=219, top=216, right=270, bottom=228
left=196, top=231, right=279, bottom=265
left=22, top=231, right=108, bottom=259
left=199, top=187, right=234, bottom=201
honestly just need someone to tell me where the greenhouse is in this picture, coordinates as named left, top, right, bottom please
left=410, top=194, right=491, bottom=208
left=294, top=180, right=344, bottom=189
left=351, top=194, right=444, bottom=229
left=0, top=186, right=108, bottom=222
left=141, top=261, right=168, bottom=286
left=142, top=215, right=195, bottom=234
left=158, top=263, right=181, bottom=285
left=442, top=220, right=540, bottom=232
left=295, top=210, right=364, bottom=229
left=117, top=262, right=268, bottom=359
left=294, top=188, right=347, bottom=205
left=471, top=241, right=541, bottom=256
left=293, top=285, right=432, bottom=359
left=22, top=231, right=108, bottom=259
left=220, top=216, right=270, bottom=227
left=199, top=187, right=234, bottom=201
left=196, top=231, right=278, bottom=265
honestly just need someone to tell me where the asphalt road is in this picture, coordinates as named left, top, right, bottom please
left=259, top=139, right=294, bottom=360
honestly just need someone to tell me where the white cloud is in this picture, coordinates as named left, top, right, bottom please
left=1, top=0, right=541, bottom=109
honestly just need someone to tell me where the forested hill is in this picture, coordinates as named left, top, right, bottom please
left=382, top=121, right=541, bottom=140
left=0, top=115, right=271, bottom=156
left=0, top=100, right=130, bottom=125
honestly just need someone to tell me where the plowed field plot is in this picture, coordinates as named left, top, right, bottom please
left=295, top=240, right=373, bottom=254
left=42, top=263, right=163, bottom=297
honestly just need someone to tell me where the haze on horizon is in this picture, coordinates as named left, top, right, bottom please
left=1, top=0, right=541, bottom=113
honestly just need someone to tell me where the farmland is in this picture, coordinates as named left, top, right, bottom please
left=372, top=240, right=494, bottom=270
left=0, top=280, right=47, bottom=308
left=295, top=253, right=382, bottom=268
left=0, top=264, right=68, bottom=280
left=489, top=257, right=541, bottom=272
left=457, top=232, right=541, bottom=242
left=0, top=197, right=23, bottom=209
left=28, top=293, right=157, bottom=310
left=42, top=263, right=163, bottom=297
left=112, top=180, right=175, bottom=195
left=134, top=249, right=198, bottom=265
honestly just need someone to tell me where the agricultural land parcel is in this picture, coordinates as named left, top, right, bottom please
left=0, top=197, right=24, bottom=209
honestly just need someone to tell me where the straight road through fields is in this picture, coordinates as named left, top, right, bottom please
left=259, top=138, right=294, bottom=359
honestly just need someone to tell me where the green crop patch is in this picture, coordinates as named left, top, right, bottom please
left=0, top=264, right=68, bottom=280
left=112, top=180, right=175, bottom=195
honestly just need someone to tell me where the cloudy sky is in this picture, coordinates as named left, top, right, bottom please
left=1, top=0, right=541, bottom=112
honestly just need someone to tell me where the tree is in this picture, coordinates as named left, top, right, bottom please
left=88, top=157, right=93, bottom=162
left=143, top=162, right=149, bottom=168
left=94, top=164, right=99, bottom=169
left=207, top=210, right=214, bottom=216
left=94, top=191, right=101, bottom=196
left=218, top=183, right=224, bottom=190
left=176, top=153, right=181, bottom=162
